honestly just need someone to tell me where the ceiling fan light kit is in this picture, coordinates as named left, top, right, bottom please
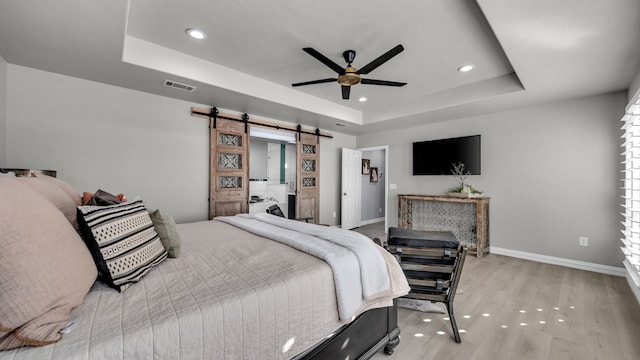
left=292, top=45, right=407, bottom=100
left=337, top=67, right=360, bottom=86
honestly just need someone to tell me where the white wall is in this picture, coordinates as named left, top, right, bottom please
left=629, top=66, right=640, bottom=102
left=249, top=139, right=268, bottom=179
left=358, top=92, right=626, bottom=267
left=361, top=149, right=385, bottom=221
left=6, top=65, right=209, bottom=222
left=5, top=65, right=355, bottom=224
left=0, top=54, right=7, bottom=165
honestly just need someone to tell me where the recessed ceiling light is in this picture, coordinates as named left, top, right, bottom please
left=359, top=97, right=367, bottom=102
left=457, top=64, right=475, bottom=73
left=186, top=28, right=207, bottom=40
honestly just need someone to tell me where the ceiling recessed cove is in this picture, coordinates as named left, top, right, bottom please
left=162, top=79, right=196, bottom=92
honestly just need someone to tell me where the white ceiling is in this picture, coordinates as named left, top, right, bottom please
left=0, top=0, right=639, bottom=135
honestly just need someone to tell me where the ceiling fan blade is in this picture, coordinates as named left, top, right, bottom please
left=357, top=44, right=404, bottom=75
left=292, top=78, right=337, bottom=87
left=341, top=85, right=351, bottom=100
left=303, top=48, right=346, bottom=75
left=361, top=78, right=407, bottom=87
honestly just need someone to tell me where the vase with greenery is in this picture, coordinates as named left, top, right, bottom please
left=448, top=162, right=482, bottom=196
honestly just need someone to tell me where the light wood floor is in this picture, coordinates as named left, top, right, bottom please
left=354, top=222, right=640, bottom=360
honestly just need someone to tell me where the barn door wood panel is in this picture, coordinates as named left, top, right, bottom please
left=210, top=117, right=249, bottom=219
left=296, top=133, right=320, bottom=224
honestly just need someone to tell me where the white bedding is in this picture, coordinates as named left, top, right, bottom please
left=217, top=213, right=396, bottom=320
left=0, top=219, right=407, bottom=360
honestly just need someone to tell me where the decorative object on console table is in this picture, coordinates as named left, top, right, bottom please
left=447, top=192, right=483, bottom=198
left=447, top=162, right=482, bottom=198
left=397, top=194, right=490, bottom=258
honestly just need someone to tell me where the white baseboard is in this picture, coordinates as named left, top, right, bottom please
left=490, top=247, right=626, bottom=277
left=625, top=274, right=640, bottom=306
left=361, top=217, right=384, bottom=226
left=623, top=261, right=640, bottom=305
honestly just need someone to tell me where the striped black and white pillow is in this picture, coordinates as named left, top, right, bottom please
left=77, top=197, right=167, bottom=291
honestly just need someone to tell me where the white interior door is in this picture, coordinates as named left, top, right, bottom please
left=341, top=148, right=362, bottom=229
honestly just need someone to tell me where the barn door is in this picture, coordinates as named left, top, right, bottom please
left=296, top=133, right=320, bottom=224
left=209, top=117, right=249, bottom=219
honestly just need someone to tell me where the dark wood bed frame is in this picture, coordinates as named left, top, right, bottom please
left=292, top=300, right=400, bottom=360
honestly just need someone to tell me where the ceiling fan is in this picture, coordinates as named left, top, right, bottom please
left=292, top=44, right=407, bottom=100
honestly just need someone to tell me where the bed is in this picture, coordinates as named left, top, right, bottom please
left=0, top=175, right=409, bottom=359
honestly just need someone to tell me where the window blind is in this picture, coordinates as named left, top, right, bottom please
left=621, top=94, right=640, bottom=288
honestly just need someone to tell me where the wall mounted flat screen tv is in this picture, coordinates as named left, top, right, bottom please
left=413, top=135, right=481, bottom=175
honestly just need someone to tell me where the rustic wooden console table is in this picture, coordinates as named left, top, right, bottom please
left=397, top=194, right=490, bottom=258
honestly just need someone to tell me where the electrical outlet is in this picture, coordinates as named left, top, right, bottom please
left=332, top=211, right=336, bottom=218
left=379, top=208, right=382, bottom=213
left=579, top=237, right=588, bottom=247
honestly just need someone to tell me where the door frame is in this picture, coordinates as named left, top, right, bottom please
left=248, top=127, right=297, bottom=217
left=357, top=145, right=389, bottom=233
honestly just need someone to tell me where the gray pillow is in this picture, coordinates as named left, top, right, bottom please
left=149, top=209, right=181, bottom=258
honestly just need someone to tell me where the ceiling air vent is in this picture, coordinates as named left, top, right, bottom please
left=162, top=79, right=196, bottom=92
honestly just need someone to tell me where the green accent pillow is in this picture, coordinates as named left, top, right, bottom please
left=149, top=209, right=181, bottom=258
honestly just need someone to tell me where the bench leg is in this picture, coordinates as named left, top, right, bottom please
left=445, top=301, right=461, bottom=343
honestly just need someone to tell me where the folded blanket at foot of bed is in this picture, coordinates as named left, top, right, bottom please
left=217, top=213, right=409, bottom=321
